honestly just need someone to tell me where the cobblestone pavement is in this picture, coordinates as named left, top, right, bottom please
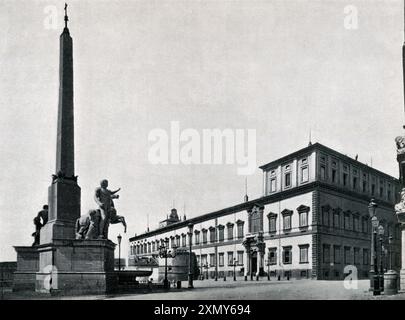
left=3, top=278, right=405, bottom=300
left=65, top=278, right=405, bottom=300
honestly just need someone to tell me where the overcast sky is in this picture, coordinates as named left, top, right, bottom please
left=0, top=0, right=404, bottom=262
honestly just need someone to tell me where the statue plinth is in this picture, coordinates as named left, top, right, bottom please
left=35, top=239, right=117, bottom=295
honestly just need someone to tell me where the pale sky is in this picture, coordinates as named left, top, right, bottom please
left=0, top=0, right=404, bottom=262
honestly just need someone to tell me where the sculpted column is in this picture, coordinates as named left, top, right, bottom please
left=395, top=138, right=405, bottom=291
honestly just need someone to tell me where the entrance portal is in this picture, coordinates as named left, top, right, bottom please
left=251, top=253, right=257, bottom=275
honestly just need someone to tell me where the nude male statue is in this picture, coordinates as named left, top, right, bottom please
left=94, top=179, right=120, bottom=239
left=31, top=205, right=48, bottom=246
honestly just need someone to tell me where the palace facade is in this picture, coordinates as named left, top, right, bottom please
left=129, top=143, right=402, bottom=280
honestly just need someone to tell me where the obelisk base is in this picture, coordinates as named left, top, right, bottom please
left=40, top=179, right=81, bottom=245
left=35, top=239, right=117, bottom=295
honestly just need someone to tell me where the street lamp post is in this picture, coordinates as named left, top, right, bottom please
left=188, top=223, right=194, bottom=289
left=378, top=224, right=385, bottom=293
left=233, top=258, right=237, bottom=281
left=159, top=239, right=173, bottom=290
left=368, top=199, right=377, bottom=291
left=389, top=235, right=393, bottom=271
left=117, top=234, right=122, bottom=271
left=371, top=215, right=380, bottom=295
left=266, top=259, right=270, bottom=281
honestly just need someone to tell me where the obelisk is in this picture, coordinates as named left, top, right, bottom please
left=40, top=4, right=80, bottom=244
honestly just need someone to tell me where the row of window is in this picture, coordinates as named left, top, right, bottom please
left=322, top=244, right=369, bottom=265
left=268, top=205, right=310, bottom=233
left=319, top=153, right=396, bottom=202
left=320, top=205, right=401, bottom=238
left=131, top=221, right=246, bottom=255
left=197, top=251, right=245, bottom=268
left=268, top=244, right=310, bottom=265
left=194, top=221, right=245, bottom=245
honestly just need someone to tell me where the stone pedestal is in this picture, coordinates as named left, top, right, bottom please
left=13, top=247, right=39, bottom=292
left=35, top=239, right=116, bottom=295
left=384, top=270, right=398, bottom=295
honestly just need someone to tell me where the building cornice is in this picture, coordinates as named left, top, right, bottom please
left=259, top=143, right=399, bottom=183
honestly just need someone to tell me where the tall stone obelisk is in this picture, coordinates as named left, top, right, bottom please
left=40, top=4, right=80, bottom=244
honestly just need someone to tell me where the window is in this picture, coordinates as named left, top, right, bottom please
left=354, top=248, right=360, bottom=265
left=196, top=255, right=200, bottom=266
left=371, top=183, right=375, bottom=196
left=362, top=173, right=367, bottom=192
left=227, top=252, right=234, bottom=266
left=298, top=207, right=309, bottom=228
left=248, top=206, right=263, bottom=234
left=323, top=244, right=330, bottom=263
left=320, top=165, right=326, bottom=180
left=282, top=246, right=292, bottom=264
left=268, top=213, right=277, bottom=233
left=237, top=251, right=244, bottom=265
left=363, top=249, right=369, bottom=265
left=344, top=213, right=351, bottom=230
left=282, top=209, right=293, bottom=231
left=301, top=166, right=309, bottom=183
left=268, top=248, right=277, bottom=265
left=353, top=215, right=359, bottom=232
left=285, top=172, right=291, bottom=188
left=343, top=173, right=348, bottom=186
left=344, top=247, right=351, bottom=264
left=182, top=234, right=186, bottom=247
left=202, top=230, right=208, bottom=244
left=201, top=254, right=207, bottom=267
left=333, top=245, right=341, bottom=264
left=353, top=177, right=357, bottom=190
left=218, top=226, right=224, bottom=242
left=322, top=205, right=330, bottom=226
left=209, top=228, right=216, bottom=243
left=332, top=169, right=337, bottom=183
left=299, top=245, right=309, bottom=263
left=237, top=221, right=244, bottom=239
left=270, top=178, right=276, bottom=193
left=297, top=205, right=309, bottom=228
left=218, top=253, right=224, bottom=267
left=227, top=223, right=234, bottom=240
left=299, top=210, right=308, bottom=227
left=362, top=217, right=368, bottom=233
left=209, top=253, right=216, bottom=267
left=176, top=236, right=180, bottom=247
left=333, top=209, right=340, bottom=228
left=195, top=231, right=200, bottom=245
left=388, top=184, right=392, bottom=201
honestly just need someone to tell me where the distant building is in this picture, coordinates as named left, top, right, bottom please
left=129, top=143, right=402, bottom=280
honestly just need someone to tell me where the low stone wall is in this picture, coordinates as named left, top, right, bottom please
left=0, top=262, right=17, bottom=288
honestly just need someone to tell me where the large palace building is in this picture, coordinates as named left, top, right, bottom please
left=129, top=143, right=402, bottom=280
